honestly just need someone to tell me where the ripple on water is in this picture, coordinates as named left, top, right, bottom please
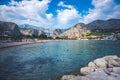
left=0, top=40, right=120, bottom=80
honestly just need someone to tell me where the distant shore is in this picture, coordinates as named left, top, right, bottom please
left=0, top=39, right=118, bottom=49
left=0, top=40, right=59, bottom=49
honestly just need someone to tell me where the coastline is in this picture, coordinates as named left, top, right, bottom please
left=61, top=55, right=120, bottom=80
left=0, top=39, right=118, bottom=49
left=0, top=40, right=59, bottom=49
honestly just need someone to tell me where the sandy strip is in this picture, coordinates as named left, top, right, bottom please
left=0, top=40, right=60, bottom=49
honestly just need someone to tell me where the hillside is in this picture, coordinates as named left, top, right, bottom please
left=87, top=19, right=120, bottom=32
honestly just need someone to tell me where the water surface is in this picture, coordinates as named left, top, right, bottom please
left=0, top=40, right=120, bottom=80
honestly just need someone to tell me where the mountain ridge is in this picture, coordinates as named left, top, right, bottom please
left=0, top=18, right=120, bottom=39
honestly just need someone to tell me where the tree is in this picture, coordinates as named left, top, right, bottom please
left=38, top=34, right=47, bottom=39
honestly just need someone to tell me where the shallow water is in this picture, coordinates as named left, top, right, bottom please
left=0, top=40, right=120, bottom=80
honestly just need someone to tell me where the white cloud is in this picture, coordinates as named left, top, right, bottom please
left=46, top=13, right=53, bottom=20
left=56, top=1, right=81, bottom=28
left=0, top=0, right=120, bottom=29
left=0, top=0, right=53, bottom=27
left=81, top=0, right=120, bottom=23
left=58, top=1, right=74, bottom=9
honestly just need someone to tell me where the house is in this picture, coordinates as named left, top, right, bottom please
left=0, top=35, right=12, bottom=42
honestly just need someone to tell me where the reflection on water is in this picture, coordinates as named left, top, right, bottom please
left=0, top=40, right=120, bottom=80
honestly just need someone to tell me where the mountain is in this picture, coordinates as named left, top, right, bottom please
left=0, top=21, right=21, bottom=36
left=52, top=29, right=68, bottom=38
left=59, top=23, right=90, bottom=39
left=19, top=24, right=53, bottom=34
left=20, top=28, right=45, bottom=36
left=19, top=24, right=45, bottom=31
left=87, top=19, right=120, bottom=32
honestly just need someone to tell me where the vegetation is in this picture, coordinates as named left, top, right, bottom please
left=12, top=34, right=50, bottom=40
left=86, top=31, right=112, bottom=39
left=38, top=34, right=47, bottom=39
left=12, top=35, right=23, bottom=40
left=55, top=37, right=62, bottom=39
left=87, top=31, right=112, bottom=36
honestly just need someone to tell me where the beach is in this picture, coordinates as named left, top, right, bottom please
left=0, top=40, right=59, bottom=49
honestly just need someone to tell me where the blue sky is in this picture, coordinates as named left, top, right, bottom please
left=0, top=0, right=120, bottom=28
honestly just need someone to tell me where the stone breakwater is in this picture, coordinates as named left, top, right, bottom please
left=61, top=55, right=120, bottom=80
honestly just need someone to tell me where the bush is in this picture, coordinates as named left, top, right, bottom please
left=38, top=34, right=47, bottom=39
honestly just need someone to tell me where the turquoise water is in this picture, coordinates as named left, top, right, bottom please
left=0, top=40, right=120, bottom=80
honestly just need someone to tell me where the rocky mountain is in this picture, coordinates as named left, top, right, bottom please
left=20, top=28, right=45, bottom=36
left=19, top=24, right=53, bottom=36
left=1, top=18, right=120, bottom=39
left=87, top=19, right=120, bottom=32
left=0, top=21, right=21, bottom=36
left=59, top=23, right=90, bottom=39
left=52, top=29, right=67, bottom=38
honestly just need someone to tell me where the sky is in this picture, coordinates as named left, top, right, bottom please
left=0, top=0, right=120, bottom=29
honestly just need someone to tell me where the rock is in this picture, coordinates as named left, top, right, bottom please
left=104, top=68, right=112, bottom=75
left=61, top=75, right=76, bottom=80
left=88, top=62, right=97, bottom=69
left=109, top=72, right=118, bottom=77
left=59, top=23, right=90, bottom=39
left=116, top=74, right=120, bottom=80
left=20, top=28, right=45, bottom=36
left=80, top=67, right=94, bottom=75
left=70, top=76, right=98, bottom=80
left=113, top=67, right=120, bottom=74
left=69, top=76, right=82, bottom=80
left=61, top=55, right=120, bottom=80
left=0, top=21, right=21, bottom=36
left=103, top=55, right=120, bottom=67
left=52, top=29, right=67, bottom=38
left=87, top=19, right=120, bottom=32
left=93, top=58, right=107, bottom=68
left=115, top=58, right=120, bottom=65
left=107, top=59, right=120, bottom=67
left=107, top=76, right=116, bottom=80
left=103, top=55, right=119, bottom=60
left=86, top=69, right=108, bottom=80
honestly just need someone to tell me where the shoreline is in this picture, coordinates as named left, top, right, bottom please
left=0, top=40, right=60, bottom=49
left=61, top=55, right=120, bottom=80
left=0, top=40, right=119, bottom=49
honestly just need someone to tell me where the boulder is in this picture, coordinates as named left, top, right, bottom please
left=93, top=58, right=107, bottom=68
left=61, top=55, right=120, bottom=80
left=104, top=68, right=112, bottom=75
left=113, top=67, right=120, bottom=74
left=94, top=58, right=107, bottom=68
left=86, top=69, right=108, bottom=80
left=61, top=75, right=76, bottom=80
left=88, top=62, right=97, bottom=69
left=70, top=76, right=97, bottom=80
left=103, top=55, right=119, bottom=60
left=80, top=67, right=94, bottom=75
left=107, top=59, right=120, bottom=67
left=103, top=55, right=120, bottom=67
left=107, top=76, right=117, bottom=80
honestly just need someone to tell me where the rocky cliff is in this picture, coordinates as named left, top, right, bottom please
left=59, top=23, right=90, bottom=39
left=19, top=24, right=53, bottom=37
left=87, top=19, right=120, bottom=32
left=0, top=21, right=21, bottom=36
left=52, top=29, right=67, bottom=38
left=20, top=28, right=45, bottom=36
